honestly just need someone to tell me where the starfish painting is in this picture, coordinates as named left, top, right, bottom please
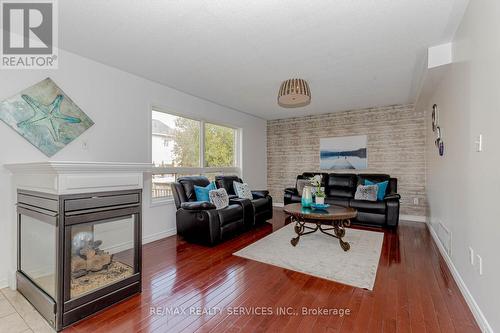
left=0, top=77, right=94, bottom=157
left=17, top=94, right=82, bottom=142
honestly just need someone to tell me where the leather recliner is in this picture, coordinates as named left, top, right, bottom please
left=171, top=176, right=246, bottom=245
left=284, top=172, right=329, bottom=203
left=284, top=172, right=400, bottom=228
left=215, top=175, right=273, bottom=226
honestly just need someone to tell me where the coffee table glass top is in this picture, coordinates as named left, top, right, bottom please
left=283, top=203, right=357, bottom=221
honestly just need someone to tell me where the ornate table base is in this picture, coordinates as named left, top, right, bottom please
left=290, top=216, right=351, bottom=251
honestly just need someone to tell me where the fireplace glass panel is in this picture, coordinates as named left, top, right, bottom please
left=20, top=214, right=57, bottom=299
left=70, top=215, right=136, bottom=299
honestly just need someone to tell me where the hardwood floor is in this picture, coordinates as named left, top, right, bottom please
left=65, top=209, right=480, bottom=333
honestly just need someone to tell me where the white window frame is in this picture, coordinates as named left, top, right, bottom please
left=150, top=106, right=242, bottom=205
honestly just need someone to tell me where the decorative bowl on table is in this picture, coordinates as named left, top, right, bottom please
left=310, top=203, right=330, bottom=210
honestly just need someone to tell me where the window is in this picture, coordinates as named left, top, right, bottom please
left=152, top=111, right=199, bottom=168
left=151, top=108, right=240, bottom=201
left=151, top=173, right=175, bottom=199
left=204, top=123, right=237, bottom=167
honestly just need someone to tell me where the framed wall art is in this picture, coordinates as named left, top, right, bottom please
left=0, top=78, right=94, bottom=157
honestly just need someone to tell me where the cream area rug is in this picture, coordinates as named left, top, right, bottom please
left=234, top=223, right=384, bottom=290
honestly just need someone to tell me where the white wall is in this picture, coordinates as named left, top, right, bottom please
left=0, top=50, right=267, bottom=288
left=416, top=1, right=499, bottom=331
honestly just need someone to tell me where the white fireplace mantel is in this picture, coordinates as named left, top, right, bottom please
left=4, top=161, right=153, bottom=195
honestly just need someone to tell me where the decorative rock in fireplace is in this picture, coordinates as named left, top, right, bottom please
left=5, top=162, right=151, bottom=331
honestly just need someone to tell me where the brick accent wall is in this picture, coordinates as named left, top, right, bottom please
left=267, top=104, right=426, bottom=217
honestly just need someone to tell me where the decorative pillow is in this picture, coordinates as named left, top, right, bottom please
left=365, top=180, right=389, bottom=201
left=233, top=181, right=253, bottom=200
left=354, top=185, right=378, bottom=202
left=296, top=179, right=312, bottom=195
left=209, top=188, right=229, bottom=209
left=194, top=182, right=216, bottom=202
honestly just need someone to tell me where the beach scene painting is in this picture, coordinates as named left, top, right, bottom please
left=320, top=135, right=368, bottom=170
left=0, top=78, right=94, bottom=157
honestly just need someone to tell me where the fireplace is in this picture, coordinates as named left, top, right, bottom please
left=16, top=188, right=142, bottom=331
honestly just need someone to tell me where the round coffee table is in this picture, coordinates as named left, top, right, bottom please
left=283, top=203, right=357, bottom=251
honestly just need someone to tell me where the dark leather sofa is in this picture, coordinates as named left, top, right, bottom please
left=284, top=172, right=400, bottom=228
left=172, top=176, right=273, bottom=245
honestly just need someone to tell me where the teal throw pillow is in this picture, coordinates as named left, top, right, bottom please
left=365, top=180, right=389, bottom=201
left=194, top=182, right=216, bottom=202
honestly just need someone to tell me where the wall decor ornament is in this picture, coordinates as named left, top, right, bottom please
left=0, top=78, right=94, bottom=157
left=432, top=104, right=444, bottom=156
left=431, top=103, right=438, bottom=132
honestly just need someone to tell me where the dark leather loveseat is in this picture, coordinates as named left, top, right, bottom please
left=215, top=175, right=273, bottom=224
left=284, top=173, right=400, bottom=228
left=172, top=176, right=273, bottom=245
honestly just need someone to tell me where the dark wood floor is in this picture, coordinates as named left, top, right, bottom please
left=65, top=209, right=480, bottom=333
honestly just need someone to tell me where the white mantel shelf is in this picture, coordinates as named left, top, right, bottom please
left=4, top=161, right=153, bottom=195
left=4, top=161, right=153, bottom=174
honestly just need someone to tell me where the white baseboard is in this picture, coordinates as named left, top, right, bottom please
left=0, top=277, right=8, bottom=289
left=142, top=228, right=176, bottom=244
left=427, top=223, right=493, bottom=333
left=400, top=214, right=426, bottom=223
left=102, top=241, right=134, bottom=255
left=8, top=271, right=16, bottom=290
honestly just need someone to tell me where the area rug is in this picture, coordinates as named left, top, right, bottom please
left=233, top=223, right=384, bottom=290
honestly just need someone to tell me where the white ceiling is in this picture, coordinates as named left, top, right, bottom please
left=59, top=0, right=469, bottom=120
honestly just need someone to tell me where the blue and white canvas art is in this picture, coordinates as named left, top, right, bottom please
left=0, top=78, right=94, bottom=157
left=320, top=135, right=368, bottom=170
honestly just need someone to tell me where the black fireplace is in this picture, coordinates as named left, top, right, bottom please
left=16, top=189, right=142, bottom=331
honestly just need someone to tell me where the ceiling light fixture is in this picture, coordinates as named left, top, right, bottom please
left=278, top=78, right=311, bottom=108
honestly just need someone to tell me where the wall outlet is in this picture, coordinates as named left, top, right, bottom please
left=468, top=247, right=474, bottom=265
left=413, top=197, right=419, bottom=205
left=476, top=255, right=483, bottom=275
left=82, top=141, right=88, bottom=150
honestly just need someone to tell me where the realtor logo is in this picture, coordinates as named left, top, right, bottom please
left=1, top=0, right=58, bottom=69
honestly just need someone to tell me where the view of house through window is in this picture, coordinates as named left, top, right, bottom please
left=152, top=111, right=200, bottom=168
left=151, top=109, right=239, bottom=200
